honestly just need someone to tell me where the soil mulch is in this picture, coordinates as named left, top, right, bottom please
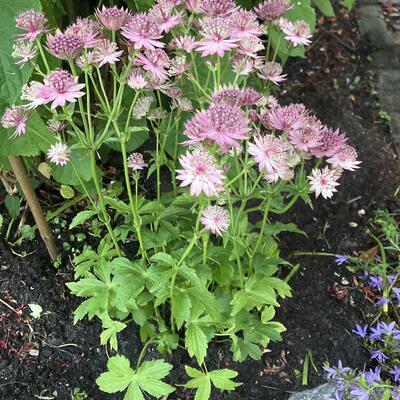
left=1, top=6, right=400, bottom=400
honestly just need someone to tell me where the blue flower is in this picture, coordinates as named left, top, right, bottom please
left=370, top=349, right=389, bottom=363
left=393, top=288, right=400, bottom=304
left=335, top=255, right=347, bottom=266
left=350, top=385, right=370, bottom=400
left=369, top=275, right=383, bottom=290
left=376, top=296, right=389, bottom=307
left=352, top=324, right=368, bottom=338
left=364, top=367, right=381, bottom=384
left=390, top=366, right=400, bottom=383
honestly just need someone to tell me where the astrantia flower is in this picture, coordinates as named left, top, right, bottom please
left=95, top=6, right=129, bottom=31
left=21, top=81, right=45, bottom=109
left=127, top=152, right=147, bottom=170
left=66, top=18, right=104, bottom=48
left=248, top=134, right=290, bottom=180
left=228, top=10, right=262, bottom=38
left=261, top=103, right=307, bottom=131
left=308, top=167, right=341, bottom=199
left=232, top=54, right=257, bottom=75
left=47, top=142, right=71, bottom=166
left=240, top=87, right=264, bottom=106
left=132, top=96, right=153, bottom=119
left=127, top=68, right=148, bottom=90
left=121, top=13, right=164, bottom=50
left=196, top=17, right=239, bottom=58
left=327, top=144, right=361, bottom=171
left=15, top=10, right=48, bottom=41
left=1, top=106, right=30, bottom=138
left=289, top=115, right=323, bottom=153
left=237, top=37, right=264, bottom=57
left=12, top=41, right=38, bottom=65
left=46, top=30, right=83, bottom=60
left=92, top=40, right=123, bottom=67
left=135, top=49, right=170, bottom=81
left=212, top=85, right=241, bottom=106
left=47, top=119, right=66, bottom=133
left=310, top=127, right=348, bottom=158
left=184, top=0, right=201, bottom=12
left=172, top=35, right=197, bottom=52
left=176, top=146, right=225, bottom=197
left=254, top=0, right=292, bottom=21
left=184, top=103, right=250, bottom=148
left=168, top=55, right=190, bottom=76
left=149, top=0, right=182, bottom=33
left=257, top=61, right=287, bottom=85
left=39, top=69, right=85, bottom=109
left=199, top=0, right=237, bottom=17
left=282, top=20, right=312, bottom=47
left=201, top=205, right=230, bottom=235
left=75, top=51, right=98, bottom=69
left=175, top=97, right=193, bottom=112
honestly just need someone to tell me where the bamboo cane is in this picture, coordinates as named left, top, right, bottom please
left=8, top=155, right=59, bottom=262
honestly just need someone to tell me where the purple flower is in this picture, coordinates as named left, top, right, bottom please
left=388, top=274, right=398, bottom=286
left=364, top=367, right=381, bottom=384
left=335, top=255, right=347, bottom=266
left=324, top=360, right=352, bottom=383
left=369, top=326, right=382, bottom=341
left=378, top=321, right=399, bottom=336
left=368, top=275, right=383, bottom=290
left=376, top=296, right=389, bottom=307
left=393, top=288, right=400, bottom=303
left=390, top=366, right=400, bottom=382
left=352, top=324, right=368, bottom=338
left=370, top=349, right=389, bottom=363
left=350, top=385, right=369, bottom=400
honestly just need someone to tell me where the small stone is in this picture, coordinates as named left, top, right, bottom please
left=29, top=349, right=39, bottom=357
left=341, top=277, right=350, bottom=285
left=358, top=209, right=366, bottom=217
left=349, top=222, right=358, bottom=227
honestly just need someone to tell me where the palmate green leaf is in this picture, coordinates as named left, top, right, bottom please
left=97, top=356, right=174, bottom=400
left=100, top=314, right=126, bottom=351
left=263, top=222, right=306, bottom=237
left=172, top=289, right=191, bottom=329
left=230, top=335, right=262, bottom=362
left=183, top=366, right=241, bottom=400
left=150, top=252, right=175, bottom=267
left=185, top=322, right=208, bottom=365
left=186, top=287, right=220, bottom=321
left=341, top=0, right=356, bottom=10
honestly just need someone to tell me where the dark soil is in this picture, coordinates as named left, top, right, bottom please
left=1, top=6, right=400, bottom=400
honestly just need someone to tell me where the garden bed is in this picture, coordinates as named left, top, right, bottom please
left=1, top=5, right=400, bottom=400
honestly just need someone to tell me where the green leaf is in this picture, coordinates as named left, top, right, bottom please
left=208, top=369, right=241, bottom=390
left=150, top=252, right=175, bottom=267
left=60, top=184, right=74, bottom=199
left=70, top=210, right=98, bottom=229
left=312, top=0, right=335, bottom=16
left=185, top=322, right=208, bottom=365
left=28, top=303, right=43, bottom=319
left=186, top=287, right=220, bottom=321
left=341, top=0, right=356, bottom=10
left=183, top=367, right=211, bottom=400
left=263, top=222, right=306, bottom=237
left=100, top=314, right=126, bottom=351
left=172, top=289, right=191, bottom=329
left=96, top=355, right=134, bottom=393
left=97, top=357, right=174, bottom=400
left=5, top=195, right=21, bottom=219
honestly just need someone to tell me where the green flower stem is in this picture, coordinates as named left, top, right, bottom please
left=252, top=197, right=272, bottom=259
left=96, top=67, right=111, bottom=111
left=202, top=233, right=209, bottom=265
left=270, top=194, right=299, bottom=215
left=89, top=150, right=122, bottom=256
left=290, top=251, right=337, bottom=257
left=124, top=91, right=140, bottom=134
left=120, top=136, right=148, bottom=261
left=35, top=38, right=50, bottom=73
left=89, top=72, right=109, bottom=113
left=69, top=61, right=89, bottom=136
left=216, top=56, right=221, bottom=88
left=71, top=161, right=95, bottom=206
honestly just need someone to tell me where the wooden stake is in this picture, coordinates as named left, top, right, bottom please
left=8, top=156, right=59, bottom=262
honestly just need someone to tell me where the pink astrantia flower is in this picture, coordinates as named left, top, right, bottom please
left=308, top=166, right=341, bottom=199
left=326, top=144, right=361, bottom=171
left=237, top=37, right=264, bottom=57
left=248, top=134, right=290, bottom=180
left=38, top=70, right=85, bottom=109
left=66, top=18, right=104, bottom=48
left=261, top=104, right=307, bottom=131
left=184, top=103, right=250, bottom=148
left=46, top=30, right=83, bottom=60
left=254, top=0, right=292, bottom=21
left=212, top=85, right=241, bottom=106
left=199, top=0, right=237, bottom=16
left=184, top=0, right=201, bottom=12
left=257, top=61, right=287, bottom=85
left=201, top=205, right=230, bottom=235
left=21, top=81, right=45, bottom=109
left=127, top=68, right=148, bottom=90
left=310, top=127, right=348, bottom=158
left=176, top=146, right=225, bottom=197
left=149, top=0, right=182, bottom=33
left=172, top=35, right=197, bottom=52
left=92, top=40, right=123, bottom=66
left=47, top=142, right=71, bottom=166
left=289, top=115, right=323, bottom=153
left=168, top=55, right=190, bottom=76
left=1, top=106, right=30, bottom=138
left=228, top=10, right=262, bottom=39
left=135, top=49, right=170, bottom=81
left=47, top=119, right=66, bottom=133
left=232, top=54, right=257, bottom=75
left=15, top=10, right=48, bottom=41
left=131, top=96, right=153, bottom=119
left=121, top=13, right=164, bottom=50
left=196, top=16, right=239, bottom=57
left=12, top=41, right=38, bottom=65
left=282, top=21, right=312, bottom=47
left=96, top=6, right=129, bottom=30
left=127, top=152, right=147, bottom=170
left=240, top=87, right=264, bottom=106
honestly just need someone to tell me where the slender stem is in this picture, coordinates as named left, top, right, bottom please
left=89, top=150, right=122, bottom=256
left=36, top=39, right=50, bottom=73
left=89, top=71, right=108, bottom=112
left=124, top=90, right=140, bottom=134
left=96, top=67, right=111, bottom=111
left=252, top=198, right=272, bottom=258
left=71, top=161, right=95, bottom=206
